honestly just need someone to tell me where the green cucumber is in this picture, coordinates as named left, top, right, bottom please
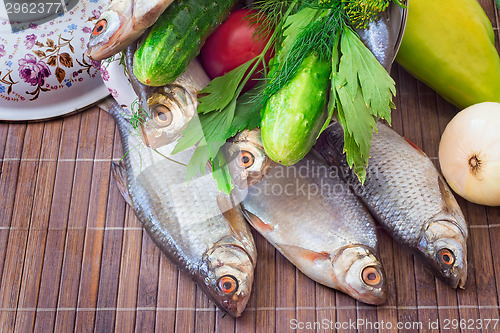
left=133, top=0, right=237, bottom=86
left=261, top=53, right=330, bottom=166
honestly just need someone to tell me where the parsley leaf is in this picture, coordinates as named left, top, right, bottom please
left=173, top=85, right=263, bottom=194
left=226, top=85, right=263, bottom=138
left=331, top=25, right=396, bottom=183
left=197, top=58, right=257, bottom=114
left=279, top=7, right=318, bottom=65
left=341, top=26, right=395, bottom=121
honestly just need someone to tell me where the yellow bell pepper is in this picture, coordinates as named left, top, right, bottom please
left=396, top=0, right=500, bottom=109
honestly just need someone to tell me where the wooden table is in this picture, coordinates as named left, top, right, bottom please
left=1, top=1, right=500, bottom=332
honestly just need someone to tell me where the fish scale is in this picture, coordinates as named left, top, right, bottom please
left=316, top=121, right=468, bottom=288
left=344, top=124, right=450, bottom=244
left=100, top=98, right=257, bottom=317
left=232, top=140, right=388, bottom=305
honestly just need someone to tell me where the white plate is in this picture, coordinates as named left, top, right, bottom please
left=0, top=0, right=110, bottom=121
left=100, top=53, right=138, bottom=116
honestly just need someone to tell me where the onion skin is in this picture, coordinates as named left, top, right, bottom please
left=439, top=102, right=500, bottom=206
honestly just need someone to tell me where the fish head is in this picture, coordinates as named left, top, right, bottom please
left=332, top=246, right=387, bottom=305
left=417, top=218, right=468, bottom=289
left=201, top=240, right=255, bottom=317
left=416, top=176, right=468, bottom=288
left=86, top=8, right=135, bottom=61
left=139, top=85, right=197, bottom=148
left=225, top=129, right=276, bottom=189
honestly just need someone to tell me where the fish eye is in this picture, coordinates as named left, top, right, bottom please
left=152, top=105, right=173, bottom=126
left=239, top=151, right=255, bottom=169
left=362, top=266, right=382, bottom=287
left=218, top=275, right=238, bottom=295
left=438, top=248, right=455, bottom=266
left=92, top=19, right=107, bottom=36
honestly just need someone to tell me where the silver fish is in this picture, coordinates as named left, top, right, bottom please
left=315, top=121, right=468, bottom=289
left=357, top=1, right=408, bottom=71
left=227, top=130, right=387, bottom=305
left=100, top=98, right=257, bottom=317
left=86, top=0, right=174, bottom=60
left=124, top=43, right=210, bottom=149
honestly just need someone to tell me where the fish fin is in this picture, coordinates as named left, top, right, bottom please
left=438, top=176, right=458, bottom=212
left=404, top=137, right=428, bottom=157
left=276, top=244, right=331, bottom=263
left=112, top=161, right=133, bottom=207
left=241, top=210, right=274, bottom=233
left=438, top=176, right=467, bottom=233
left=98, top=97, right=124, bottom=117
left=217, top=193, right=237, bottom=214
left=217, top=194, right=247, bottom=234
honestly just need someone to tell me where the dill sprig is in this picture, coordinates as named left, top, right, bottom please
left=248, top=0, right=297, bottom=43
left=249, top=0, right=296, bottom=28
left=258, top=5, right=345, bottom=109
left=342, top=0, right=391, bottom=29
left=129, top=98, right=148, bottom=130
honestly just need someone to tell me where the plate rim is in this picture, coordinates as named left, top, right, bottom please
left=0, top=85, right=110, bottom=122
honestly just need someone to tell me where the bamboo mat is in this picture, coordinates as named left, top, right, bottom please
left=1, top=1, right=500, bottom=332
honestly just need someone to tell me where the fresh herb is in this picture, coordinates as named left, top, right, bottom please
left=197, top=58, right=257, bottom=114
left=258, top=6, right=343, bottom=109
left=172, top=3, right=299, bottom=193
left=174, top=0, right=400, bottom=192
left=249, top=0, right=296, bottom=38
left=343, top=0, right=390, bottom=28
left=259, top=2, right=395, bottom=182
left=129, top=98, right=148, bottom=130
left=332, top=25, right=395, bottom=182
left=172, top=81, right=263, bottom=193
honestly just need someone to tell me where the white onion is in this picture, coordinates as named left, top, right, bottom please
left=439, top=102, right=500, bottom=206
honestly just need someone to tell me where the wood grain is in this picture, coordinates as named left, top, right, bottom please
left=1, top=1, right=500, bottom=331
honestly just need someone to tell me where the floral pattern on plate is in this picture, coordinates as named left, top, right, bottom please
left=0, top=0, right=107, bottom=103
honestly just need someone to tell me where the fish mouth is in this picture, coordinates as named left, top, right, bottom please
left=201, top=242, right=255, bottom=317
left=218, top=291, right=251, bottom=318
left=446, top=248, right=468, bottom=289
left=139, top=122, right=166, bottom=148
left=235, top=293, right=251, bottom=317
left=438, top=263, right=467, bottom=289
left=86, top=12, right=133, bottom=61
left=418, top=219, right=468, bottom=288
left=457, top=268, right=467, bottom=289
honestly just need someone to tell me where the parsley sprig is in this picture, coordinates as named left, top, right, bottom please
left=333, top=25, right=395, bottom=182
left=173, top=0, right=399, bottom=192
left=259, top=2, right=396, bottom=183
left=172, top=1, right=300, bottom=193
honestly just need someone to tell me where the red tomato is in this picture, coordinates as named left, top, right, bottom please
left=201, top=9, right=274, bottom=91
